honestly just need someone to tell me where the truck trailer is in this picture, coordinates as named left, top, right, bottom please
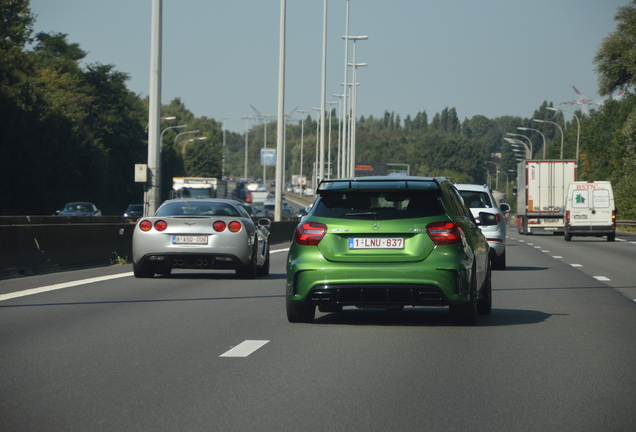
left=516, top=159, right=577, bottom=235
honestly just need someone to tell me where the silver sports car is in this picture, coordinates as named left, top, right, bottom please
left=132, top=199, right=271, bottom=278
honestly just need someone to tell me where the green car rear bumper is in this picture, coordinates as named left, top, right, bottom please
left=286, top=245, right=473, bottom=308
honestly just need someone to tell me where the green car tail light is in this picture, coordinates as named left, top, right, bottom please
left=294, top=222, right=327, bottom=246
left=426, top=221, right=464, bottom=245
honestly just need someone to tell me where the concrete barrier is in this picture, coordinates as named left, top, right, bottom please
left=0, top=218, right=298, bottom=277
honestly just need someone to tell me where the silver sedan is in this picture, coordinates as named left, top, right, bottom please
left=132, top=199, right=270, bottom=278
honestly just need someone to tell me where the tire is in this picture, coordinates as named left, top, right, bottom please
left=133, top=262, right=154, bottom=278
left=450, top=267, right=477, bottom=325
left=257, top=242, right=270, bottom=276
left=287, top=299, right=315, bottom=323
left=491, top=251, right=506, bottom=270
left=236, top=242, right=257, bottom=279
left=477, top=267, right=492, bottom=315
left=607, top=233, right=615, bottom=242
left=564, top=229, right=572, bottom=241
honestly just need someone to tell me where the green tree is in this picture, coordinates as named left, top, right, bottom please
left=594, top=1, right=636, bottom=96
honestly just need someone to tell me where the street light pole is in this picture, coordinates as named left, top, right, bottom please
left=318, top=0, right=328, bottom=183
left=485, top=161, right=498, bottom=189
left=326, top=101, right=338, bottom=178
left=506, top=133, right=534, bottom=158
left=146, top=0, right=163, bottom=217
left=220, top=117, right=229, bottom=179
left=504, top=137, right=531, bottom=159
left=341, top=0, right=350, bottom=178
left=533, top=118, right=564, bottom=158
left=312, top=107, right=321, bottom=190
left=241, top=117, right=252, bottom=180
left=517, top=127, right=546, bottom=159
left=548, top=107, right=580, bottom=164
left=158, top=124, right=187, bottom=200
left=332, top=94, right=344, bottom=178
left=344, top=35, right=368, bottom=177
left=297, top=110, right=309, bottom=181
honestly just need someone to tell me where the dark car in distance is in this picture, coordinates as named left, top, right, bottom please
left=124, top=204, right=144, bottom=220
left=56, top=202, right=102, bottom=216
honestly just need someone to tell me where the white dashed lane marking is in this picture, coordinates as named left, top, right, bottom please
left=220, top=340, right=270, bottom=357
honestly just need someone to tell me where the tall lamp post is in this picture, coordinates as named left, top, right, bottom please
left=341, top=0, right=350, bottom=180
left=484, top=161, right=498, bottom=189
left=297, top=110, right=309, bottom=182
left=332, top=94, right=344, bottom=178
left=517, top=127, right=546, bottom=158
left=220, top=117, right=229, bottom=179
left=533, top=118, right=564, bottom=158
left=241, top=117, right=252, bottom=180
left=326, top=101, right=338, bottom=178
left=344, top=35, right=368, bottom=177
left=548, top=107, right=580, bottom=164
left=158, top=124, right=187, bottom=200
left=312, top=107, right=322, bottom=189
left=506, top=133, right=534, bottom=158
left=504, top=137, right=531, bottom=159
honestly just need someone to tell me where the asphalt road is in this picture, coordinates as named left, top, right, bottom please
left=1, top=230, right=635, bottom=431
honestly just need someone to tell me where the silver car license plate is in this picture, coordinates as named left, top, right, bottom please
left=172, top=235, right=208, bottom=245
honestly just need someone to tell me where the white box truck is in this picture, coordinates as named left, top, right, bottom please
left=171, top=177, right=220, bottom=199
left=564, top=181, right=616, bottom=241
left=516, top=159, right=577, bottom=235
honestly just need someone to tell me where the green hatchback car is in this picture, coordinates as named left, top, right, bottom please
left=286, top=177, right=497, bottom=325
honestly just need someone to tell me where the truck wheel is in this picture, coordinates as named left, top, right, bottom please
left=564, top=230, right=572, bottom=241
left=607, top=233, right=616, bottom=242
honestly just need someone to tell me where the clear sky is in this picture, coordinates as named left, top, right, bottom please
left=28, top=0, right=627, bottom=133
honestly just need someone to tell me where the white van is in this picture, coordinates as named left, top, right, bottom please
left=564, top=181, right=616, bottom=241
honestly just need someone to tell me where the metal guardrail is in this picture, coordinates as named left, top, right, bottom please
left=617, top=220, right=636, bottom=226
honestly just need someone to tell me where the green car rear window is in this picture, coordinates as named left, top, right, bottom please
left=313, top=190, right=445, bottom=220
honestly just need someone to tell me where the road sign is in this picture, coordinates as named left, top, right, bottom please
left=261, top=149, right=276, bottom=166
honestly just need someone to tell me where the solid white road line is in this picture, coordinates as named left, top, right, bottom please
left=220, top=340, right=270, bottom=357
left=0, top=272, right=133, bottom=302
left=1, top=247, right=292, bottom=302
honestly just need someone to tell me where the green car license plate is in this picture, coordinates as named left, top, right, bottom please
left=349, top=237, right=404, bottom=249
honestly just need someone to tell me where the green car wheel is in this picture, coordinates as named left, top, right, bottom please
left=287, top=300, right=315, bottom=323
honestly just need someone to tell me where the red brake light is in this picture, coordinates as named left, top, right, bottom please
left=426, top=221, right=464, bottom=245
left=139, top=220, right=152, bottom=231
left=213, top=221, right=226, bottom=232
left=154, top=220, right=168, bottom=231
left=295, top=222, right=327, bottom=246
left=245, top=193, right=253, bottom=203
left=228, top=221, right=242, bottom=233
